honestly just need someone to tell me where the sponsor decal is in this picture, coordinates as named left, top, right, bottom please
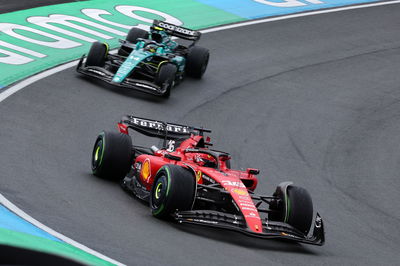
left=86, top=68, right=105, bottom=76
left=201, top=174, right=215, bottom=184
left=244, top=212, right=258, bottom=219
left=253, top=0, right=323, bottom=7
left=233, top=215, right=239, bottom=225
left=231, top=188, right=248, bottom=196
left=140, top=159, right=151, bottom=182
left=315, top=215, right=322, bottom=228
left=193, top=219, right=218, bottom=225
left=237, top=200, right=254, bottom=207
left=196, top=170, right=202, bottom=182
left=222, top=180, right=246, bottom=188
left=281, top=232, right=297, bottom=238
left=241, top=207, right=258, bottom=211
left=157, top=21, right=197, bottom=36
left=129, top=117, right=190, bottom=134
left=135, top=162, right=142, bottom=171
left=134, top=83, right=156, bottom=91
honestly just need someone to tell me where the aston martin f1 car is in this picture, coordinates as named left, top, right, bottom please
left=77, top=20, right=209, bottom=97
left=91, top=115, right=325, bottom=245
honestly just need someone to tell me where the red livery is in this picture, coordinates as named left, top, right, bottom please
left=91, top=115, right=325, bottom=245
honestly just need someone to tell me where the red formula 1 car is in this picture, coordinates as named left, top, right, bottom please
left=91, top=115, right=325, bottom=245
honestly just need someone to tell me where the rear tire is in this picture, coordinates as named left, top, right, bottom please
left=91, top=131, right=132, bottom=180
left=86, top=42, right=108, bottom=67
left=118, top=28, right=149, bottom=56
left=150, top=165, right=196, bottom=219
left=185, top=46, right=209, bottom=78
left=126, top=28, right=149, bottom=43
left=155, top=63, right=177, bottom=98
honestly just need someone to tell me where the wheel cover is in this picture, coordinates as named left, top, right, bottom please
left=151, top=175, right=168, bottom=209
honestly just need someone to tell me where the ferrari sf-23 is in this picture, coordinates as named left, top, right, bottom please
left=77, top=20, right=209, bottom=97
left=91, top=115, right=325, bottom=245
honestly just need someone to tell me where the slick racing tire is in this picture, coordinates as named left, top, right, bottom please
left=185, top=46, right=210, bottom=79
left=86, top=41, right=108, bottom=67
left=91, top=131, right=132, bottom=180
left=118, top=28, right=149, bottom=56
left=150, top=165, right=196, bottom=219
left=155, top=63, right=177, bottom=98
left=270, top=184, right=314, bottom=235
left=126, top=28, right=149, bottom=43
left=285, top=186, right=314, bottom=235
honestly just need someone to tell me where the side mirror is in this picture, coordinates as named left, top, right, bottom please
left=247, top=168, right=260, bottom=175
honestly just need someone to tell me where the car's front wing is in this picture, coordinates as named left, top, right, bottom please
left=174, top=210, right=325, bottom=246
left=76, top=56, right=167, bottom=96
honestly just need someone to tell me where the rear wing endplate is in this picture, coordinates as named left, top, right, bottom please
left=151, top=20, right=201, bottom=42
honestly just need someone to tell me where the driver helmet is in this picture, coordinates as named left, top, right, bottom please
left=195, top=153, right=217, bottom=168
left=144, top=43, right=157, bottom=53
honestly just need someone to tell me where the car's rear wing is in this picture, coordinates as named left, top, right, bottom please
left=151, top=20, right=201, bottom=42
left=120, top=115, right=211, bottom=140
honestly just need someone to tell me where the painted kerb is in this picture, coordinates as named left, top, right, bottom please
left=0, top=0, right=243, bottom=88
left=0, top=0, right=384, bottom=89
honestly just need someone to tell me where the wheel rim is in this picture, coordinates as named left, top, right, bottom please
left=151, top=175, right=168, bottom=209
left=91, top=138, right=103, bottom=170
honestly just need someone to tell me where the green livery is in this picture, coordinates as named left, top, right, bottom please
left=77, top=20, right=210, bottom=98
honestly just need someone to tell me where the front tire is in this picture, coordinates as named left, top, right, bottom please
left=91, top=131, right=132, bottom=180
left=270, top=184, right=314, bottom=235
left=285, top=186, right=314, bottom=234
left=150, top=165, right=196, bottom=218
left=155, top=63, right=177, bottom=98
left=86, top=42, right=108, bottom=67
left=185, top=46, right=209, bottom=79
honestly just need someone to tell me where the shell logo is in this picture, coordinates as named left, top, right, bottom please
left=141, top=159, right=151, bottom=182
left=196, top=170, right=202, bottom=182
left=232, top=188, right=248, bottom=196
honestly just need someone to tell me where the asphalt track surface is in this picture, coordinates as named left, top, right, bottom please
left=1, top=3, right=400, bottom=265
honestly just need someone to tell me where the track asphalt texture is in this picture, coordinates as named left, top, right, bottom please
left=1, top=3, right=400, bottom=265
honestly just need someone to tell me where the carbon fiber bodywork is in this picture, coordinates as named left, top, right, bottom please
left=76, top=56, right=167, bottom=96
left=175, top=210, right=324, bottom=246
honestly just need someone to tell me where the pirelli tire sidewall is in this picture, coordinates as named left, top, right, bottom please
left=155, top=63, right=177, bottom=98
left=285, top=185, right=314, bottom=235
left=185, top=46, right=210, bottom=79
left=91, top=131, right=133, bottom=180
left=150, top=164, right=196, bottom=219
left=86, top=41, right=108, bottom=67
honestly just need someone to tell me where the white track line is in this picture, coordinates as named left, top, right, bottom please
left=2, top=0, right=400, bottom=104
left=0, top=194, right=124, bottom=265
left=1, top=0, right=399, bottom=264
left=0, top=61, right=78, bottom=102
left=201, top=0, right=400, bottom=33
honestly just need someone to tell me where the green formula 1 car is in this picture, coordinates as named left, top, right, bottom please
left=76, top=20, right=209, bottom=97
